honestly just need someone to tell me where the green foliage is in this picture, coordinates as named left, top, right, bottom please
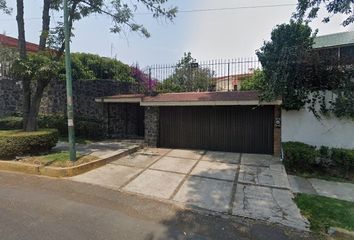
left=64, top=53, right=134, bottom=81
left=11, top=52, right=60, bottom=84
left=0, top=115, right=105, bottom=139
left=331, top=148, right=354, bottom=177
left=295, top=193, right=354, bottom=233
left=283, top=141, right=318, bottom=171
left=283, top=141, right=354, bottom=180
left=258, top=21, right=354, bottom=119
left=47, top=0, right=177, bottom=50
left=0, top=44, right=18, bottom=76
left=0, top=116, right=23, bottom=130
left=240, top=69, right=265, bottom=91
left=0, top=129, right=58, bottom=159
left=157, top=52, right=214, bottom=93
left=294, top=0, right=354, bottom=26
left=257, top=21, right=316, bottom=110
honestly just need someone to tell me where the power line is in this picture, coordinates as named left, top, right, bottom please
left=0, top=3, right=297, bottom=21
left=137, top=3, right=297, bottom=15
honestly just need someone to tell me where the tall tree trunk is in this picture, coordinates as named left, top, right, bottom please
left=16, top=0, right=26, bottom=59
left=25, top=79, right=49, bottom=131
left=39, top=0, right=51, bottom=51
left=16, top=0, right=31, bottom=131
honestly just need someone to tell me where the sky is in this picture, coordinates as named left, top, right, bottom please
left=1, top=0, right=353, bottom=67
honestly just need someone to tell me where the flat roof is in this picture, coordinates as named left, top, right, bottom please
left=313, top=31, right=354, bottom=49
left=96, top=91, right=282, bottom=106
left=95, top=94, right=144, bottom=103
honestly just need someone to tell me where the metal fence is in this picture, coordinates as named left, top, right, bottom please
left=142, top=57, right=261, bottom=92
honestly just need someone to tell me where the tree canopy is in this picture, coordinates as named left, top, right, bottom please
left=0, top=0, right=177, bottom=131
left=294, top=0, right=354, bottom=26
left=257, top=20, right=354, bottom=119
left=157, top=52, right=214, bottom=93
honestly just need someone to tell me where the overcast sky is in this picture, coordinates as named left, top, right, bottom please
left=1, top=0, right=353, bottom=67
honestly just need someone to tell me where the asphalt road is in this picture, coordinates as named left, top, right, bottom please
left=0, top=171, right=312, bottom=240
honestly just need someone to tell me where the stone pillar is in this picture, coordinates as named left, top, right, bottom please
left=273, top=105, right=281, bottom=157
left=144, top=106, right=159, bottom=147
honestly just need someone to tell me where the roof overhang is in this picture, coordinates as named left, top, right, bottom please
left=95, top=91, right=282, bottom=106
left=140, top=100, right=282, bottom=106
left=95, top=94, right=143, bottom=103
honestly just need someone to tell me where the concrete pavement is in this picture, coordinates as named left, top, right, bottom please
left=0, top=171, right=314, bottom=240
left=71, top=148, right=309, bottom=230
left=288, top=175, right=354, bottom=202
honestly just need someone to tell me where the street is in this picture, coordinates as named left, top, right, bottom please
left=0, top=171, right=312, bottom=240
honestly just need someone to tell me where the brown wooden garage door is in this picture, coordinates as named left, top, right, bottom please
left=159, top=106, right=274, bottom=154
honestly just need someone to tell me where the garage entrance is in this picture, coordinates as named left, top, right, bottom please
left=159, top=106, right=274, bottom=154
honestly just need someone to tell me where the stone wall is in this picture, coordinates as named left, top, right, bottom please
left=0, top=78, right=140, bottom=120
left=104, top=103, right=144, bottom=138
left=40, top=79, right=140, bottom=120
left=0, top=78, right=22, bottom=116
left=144, top=106, right=159, bottom=147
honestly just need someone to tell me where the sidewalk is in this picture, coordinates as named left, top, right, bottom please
left=288, top=175, right=354, bottom=202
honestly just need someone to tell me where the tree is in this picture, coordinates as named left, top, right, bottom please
left=294, top=0, right=354, bottom=26
left=157, top=52, right=214, bottom=93
left=257, top=20, right=354, bottom=119
left=257, top=21, right=317, bottom=110
left=2, top=0, right=177, bottom=131
left=240, top=69, right=265, bottom=91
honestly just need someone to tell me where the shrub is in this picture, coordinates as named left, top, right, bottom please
left=0, top=116, right=23, bottom=130
left=0, top=129, right=58, bottom=159
left=0, top=115, right=105, bottom=139
left=282, top=141, right=318, bottom=172
left=331, top=148, right=354, bottom=177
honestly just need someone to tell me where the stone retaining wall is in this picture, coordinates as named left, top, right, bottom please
left=144, top=106, right=159, bottom=147
left=0, top=78, right=140, bottom=121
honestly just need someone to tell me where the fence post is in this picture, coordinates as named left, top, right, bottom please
left=227, top=61, right=230, bottom=92
left=148, top=67, right=152, bottom=95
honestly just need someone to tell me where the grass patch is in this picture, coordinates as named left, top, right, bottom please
left=58, top=136, right=94, bottom=145
left=20, top=151, right=99, bottom=167
left=294, top=193, right=354, bottom=234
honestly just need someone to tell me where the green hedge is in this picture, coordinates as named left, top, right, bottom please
left=283, top=141, right=318, bottom=171
left=0, top=115, right=104, bottom=139
left=0, top=129, right=59, bottom=159
left=283, top=141, right=354, bottom=178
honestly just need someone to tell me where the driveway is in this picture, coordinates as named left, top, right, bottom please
left=71, top=148, right=309, bottom=230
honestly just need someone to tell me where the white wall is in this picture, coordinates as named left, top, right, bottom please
left=282, top=109, right=354, bottom=149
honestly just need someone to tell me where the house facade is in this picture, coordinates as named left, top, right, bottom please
left=96, top=91, right=282, bottom=156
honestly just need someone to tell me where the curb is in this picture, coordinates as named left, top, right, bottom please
left=328, top=227, right=354, bottom=240
left=0, top=145, right=142, bottom=178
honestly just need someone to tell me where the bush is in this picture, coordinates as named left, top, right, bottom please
left=331, top=148, right=354, bottom=177
left=0, top=129, right=58, bottom=159
left=283, top=141, right=354, bottom=179
left=0, top=116, right=23, bottom=130
left=0, top=115, right=105, bottom=139
left=282, top=141, right=318, bottom=172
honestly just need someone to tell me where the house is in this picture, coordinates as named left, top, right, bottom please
left=313, top=31, right=354, bottom=65
left=214, top=72, right=254, bottom=91
left=96, top=91, right=282, bottom=156
left=0, top=34, right=40, bottom=77
left=0, top=34, right=40, bottom=53
left=282, top=31, right=354, bottom=149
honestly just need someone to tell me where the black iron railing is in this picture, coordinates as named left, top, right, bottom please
left=142, top=57, right=261, bottom=92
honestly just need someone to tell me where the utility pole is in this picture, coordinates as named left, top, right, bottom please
left=64, top=0, right=76, bottom=161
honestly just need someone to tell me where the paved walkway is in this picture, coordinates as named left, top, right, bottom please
left=54, top=140, right=144, bottom=159
left=71, top=148, right=309, bottom=230
left=288, top=175, right=354, bottom=202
